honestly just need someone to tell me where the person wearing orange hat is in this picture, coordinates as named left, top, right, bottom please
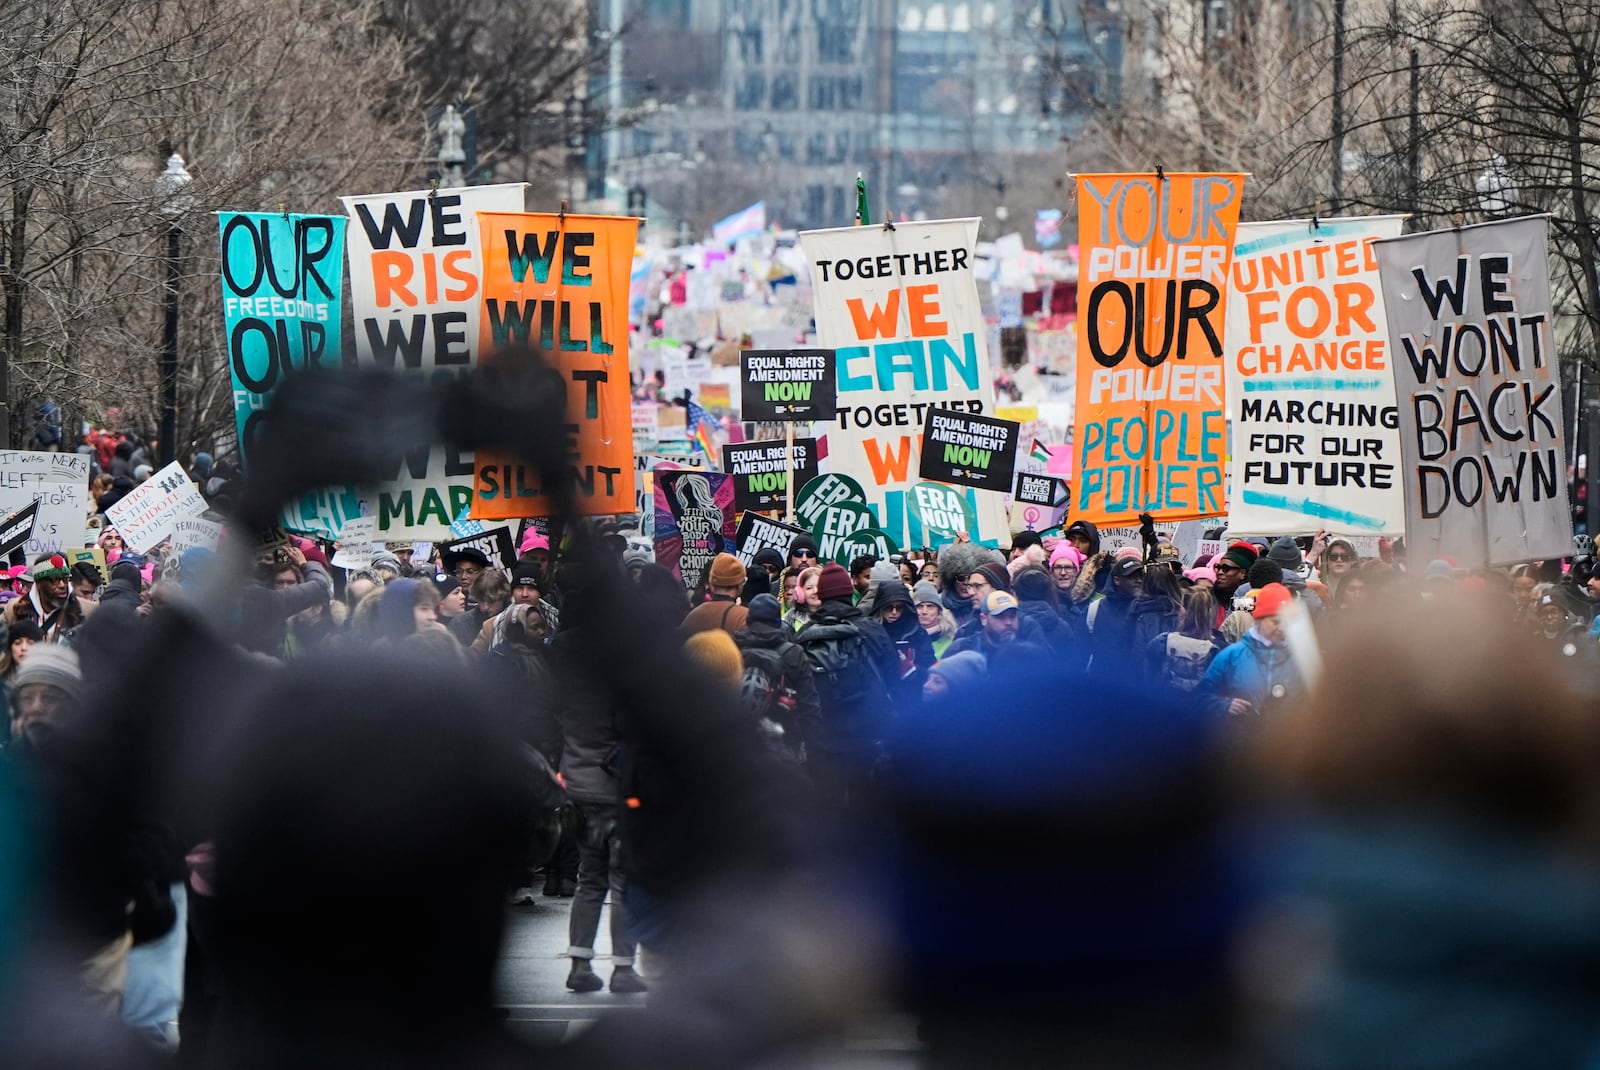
left=681, top=552, right=750, bottom=635
left=1196, top=582, right=1302, bottom=719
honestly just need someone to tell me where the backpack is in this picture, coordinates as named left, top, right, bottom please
left=739, top=644, right=787, bottom=722
left=796, top=621, right=888, bottom=719
left=1160, top=633, right=1216, bottom=692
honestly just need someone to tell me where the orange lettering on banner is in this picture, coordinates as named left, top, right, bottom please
left=470, top=211, right=637, bottom=519
left=863, top=436, right=916, bottom=484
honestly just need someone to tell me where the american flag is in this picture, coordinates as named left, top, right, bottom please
left=686, top=398, right=718, bottom=460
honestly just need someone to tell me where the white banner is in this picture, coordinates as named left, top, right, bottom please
left=1224, top=217, right=1407, bottom=536
left=0, top=451, right=90, bottom=557
left=1375, top=215, right=1573, bottom=566
left=799, top=218, right=1006, bottom=549
left=106, top=462, right=207, bottom=553
left=343, top=182, right=525, bottom=540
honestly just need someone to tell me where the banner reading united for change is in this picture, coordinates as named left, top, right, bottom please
left=472, top=212, right=638, bottom=520
left=1374, top=215, right=1573, bottom=567
left=799, top=218, right=1006, bottom=549
left=218, top=211, right=352, bottom=539
left=343, top=183, right=526, bottom=540
left=1223, top=217, right=1406, bottom=536
left=1073, top=172, right=1245, bottom=525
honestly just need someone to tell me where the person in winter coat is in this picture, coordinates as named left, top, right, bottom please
left=681, top=553, right=751, bottom=635
left=943, top=591, right=1047, bottom=677
left=951, top=560, right=1049, bottom=649
left=921, top=650, right=987, bottom=702
left=1062, top=519, right=1101, bottom=558
left=1128, top=561, right=1185, bottom=651
left=913, top=581, right=957, bottom=658
left=794, top=562, right=899, bottom=808
left=1012, top=565, right=1075, bottom=660
left=1145, top=588, right=1221, bottom=692
left=1086, top=556, right=1144, bottom=673
left=1210, top=542, right=1260, bottom=629
left=732, top=593, right=820, bottom=757
left=784, top=565, right=822, bottom=632
left=4, top=555, right=94, bottom=643
left=935, top=541, right=994, bottom=631
left=872, top=581, right=935, bottom=707
left=1197, top=583, right=1302, bottom=719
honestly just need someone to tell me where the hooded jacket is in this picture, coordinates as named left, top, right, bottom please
left=1196, top=629, right=1301, bottom=718
left=1063, top=520, right=1101, bottom=557
left=732, top=615, right=821, bottom=746
left=871, top=582, right=935, bottom=706
left=795, top=599, right=899, bottom=758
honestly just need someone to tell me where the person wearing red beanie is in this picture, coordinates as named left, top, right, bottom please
left=1196, top=583, right=1302, bottom=720
left=814, top=562, right=856, bottom=604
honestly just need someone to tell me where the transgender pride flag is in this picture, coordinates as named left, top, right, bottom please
left=712, top=201, right=766, bottom=245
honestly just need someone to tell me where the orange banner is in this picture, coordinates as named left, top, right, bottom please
left=1072, top=172, right=1245, bottom=525
left=471, top=212, right=637, bottom=519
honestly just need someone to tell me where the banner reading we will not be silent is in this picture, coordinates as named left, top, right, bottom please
left=1073, top=172, right=1245, bottom=525
left=470, top=212, right=637, bottom=520
left=800, top=218, right=1007, bottom=549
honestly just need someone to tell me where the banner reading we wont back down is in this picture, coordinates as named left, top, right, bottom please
left=1073, top=172, right=1245, bottom=525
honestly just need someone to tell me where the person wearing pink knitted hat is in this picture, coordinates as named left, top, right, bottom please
left=1048, top=542, right=1086, bottom=599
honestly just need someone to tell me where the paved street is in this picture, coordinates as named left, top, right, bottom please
left=493, top=895, right=922, bottom=1065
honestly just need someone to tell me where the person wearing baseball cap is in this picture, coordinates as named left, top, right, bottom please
left=1085, top=555, right=1144, bottom=675
left=1197, top=583, right=1302, bottom=719
left=681, top=552, right=750, bottom=636
left=944, top=591, right=1044, bottom=678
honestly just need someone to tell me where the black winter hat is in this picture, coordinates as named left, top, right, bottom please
left=746, top=593, right=781, bottom=624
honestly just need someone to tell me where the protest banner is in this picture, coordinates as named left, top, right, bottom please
left=218, top=212, right=346, bottom=485
left=721, top=439, right=818, bottom=513
left=739, top=349, right=837, bottom=422
left=635, top=453, right=706, bottom=537
left=1374, top=215, right=1573, bottom=566
left=438, top=527, right=517, bottom=570
left=799, top=218, right=1008, bottom=549
left=918, top=408, right=1019, bottom=493
left=1223, top=217, right=1406, bottom=535
left=105, top=462, right=207, bottom=553
left=907, top=481, right=980, bottom=544
left=733, top=513, right=809, bottom=568
left=632, top=402, right=660, bottom=453
left=331, top=515, right=379, bottom=570
left=1011, top=472, right=1070, bottom=534
left=1073, top=172, right=1245, bottom=525
left=66, top=548, right=108, bottom=583
left=653, top=470, right=736, bottom=590
left=0, top=502, right=39, bottom=558
left=170, top=518, right=225, bottom=556
left=344, top=182, right=526, bottom=539
left=0, top=451, right=90, bottom=557
left=473, top=212, right=638, bottom=519
left=794, top=472, right=869, bottom=529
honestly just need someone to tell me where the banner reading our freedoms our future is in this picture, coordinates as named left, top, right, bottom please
left=217, top=211, right=352, bottom=538
left=799, top=218, right=1007, bottom=549
left=1073, top=172, right=1245, bottom=525
left=1223, top=217, right=1407, bottom=536
left=343, top=183, right=526, bottom=540
left=1374, top=215, right=1573, bottom=567
left=471, top=212, right=637, bottom=519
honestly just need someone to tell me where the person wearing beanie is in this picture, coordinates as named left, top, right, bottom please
left=428, top=574, right=467, bottom=633
left=0, top=619, right=42, bottom=683
left=1008, top=530, right=1044, bottom=561
left=683, top=629, right=745, bottom=691
left=732, top=593, right=820, bottom=755
left=923, top=650, right=988, bottom=701
left=794, top=561, right=900, bottom=807
left=1198, top=582, right=1302, bottom=719
left=1210, top=541, right=1259, bottom=622
left=1011, top=564, right=1076, bottom=661
left=3, top=553, right=94, bottom=644
left=681, top=552, right=751, bottom=636
left=914, top=580, right=958, bottom=658
left=1049, top=543, right=1086, bottom=596
left=10, top=644, right=82, bottom=744
left=1184, top=566, right=1217, bottom=589
left=750, top=548, right=785, bottom=583
left=1246, top=557, right=1286, bottom=593
left=857, top=559, right=903, bottom=614
left=871, top=579, right=935, bottom=706
left=787, top=533, right=820, bottom=572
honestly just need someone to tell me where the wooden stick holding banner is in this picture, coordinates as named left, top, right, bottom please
left=785, top=420, right=796, bottom=523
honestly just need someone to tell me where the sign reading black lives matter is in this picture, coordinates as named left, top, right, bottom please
left=1374, top=215, right=1573, bottom=567
left=721, top=439, right=819, bottom=513
left=1013, top=472, right=1070, bottom=509
left=740, top=349, right=837, bottom=422
left=918, top=408, right=1020, bottom=494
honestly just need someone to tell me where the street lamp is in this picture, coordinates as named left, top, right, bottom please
left=153, top=152, right=192, bottom=468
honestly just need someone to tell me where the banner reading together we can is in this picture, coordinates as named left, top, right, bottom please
left=1073, top=172, right=1245, bottom=525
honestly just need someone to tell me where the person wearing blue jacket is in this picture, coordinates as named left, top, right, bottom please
left=1197, top=583, right=1301, bottom=719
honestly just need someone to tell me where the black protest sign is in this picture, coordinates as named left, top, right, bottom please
left=0, top=501, right=39, bottom=558
left=733, top=513, right=809, bottom=568
left=721, top=439, right=819, bottom=513
left=918, top=408, right=1020, bottom=493
left=740, top=349, right=837, bottom=422
left=438, top=527, right=517, bottom=570
left=1013, top=472, right=1070, bottom=508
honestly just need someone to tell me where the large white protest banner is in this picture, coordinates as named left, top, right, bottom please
left=0, top=451, right=89, bottom=556
left=1224, top=217, right=1407, bottom=536
left=343, top=182, right=525, bottom=540
left=106, top=462, right=208, bottom=552
left=1374, top=216, right=1572, bottom=566
left=799, top=218, right=1007, bottom=549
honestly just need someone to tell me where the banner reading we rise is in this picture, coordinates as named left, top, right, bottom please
left=799, top=218, right=1006, bottom=549
left=1073, top=173, right=1245, bottom=525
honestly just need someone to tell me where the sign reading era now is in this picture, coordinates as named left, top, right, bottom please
left=740, top=349, right=836, bottom=422
left=472, top=212, right=637, bottom=519
left=343, top=183, right=525, bottom=540
left=1073, top=173, right=1244, bottom=525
